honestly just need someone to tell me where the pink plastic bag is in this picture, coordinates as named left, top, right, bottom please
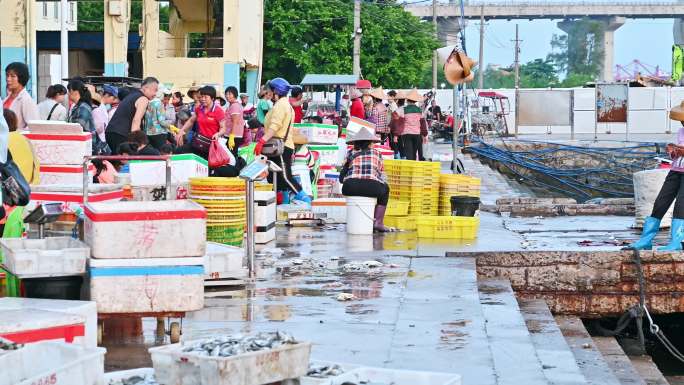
left=209, top=139, right=230, bottom=168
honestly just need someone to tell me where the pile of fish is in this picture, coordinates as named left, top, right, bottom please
left=306, top=363, right=345, bottom=378
left=108, top=374, right=158, bottom=385
left=181, top=332, right=297, bottom=357
left=0, top=338, right=22, bottom=351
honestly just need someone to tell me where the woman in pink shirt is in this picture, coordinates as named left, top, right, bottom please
left=627, top=101, right=684, bottom=251
left=224, top=86, right=244, bottom=156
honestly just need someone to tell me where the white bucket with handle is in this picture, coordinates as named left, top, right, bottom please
left=345, top=196, right=377, bottom=235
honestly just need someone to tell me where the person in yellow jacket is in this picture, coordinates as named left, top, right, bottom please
left=2, top=108, right=39, bottom=184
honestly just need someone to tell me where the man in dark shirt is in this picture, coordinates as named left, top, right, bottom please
left=428, top=99, right=442, bottom=123
left=128, top=131, right=161, bottom=156
left=106, top=77, right=159, bottom=153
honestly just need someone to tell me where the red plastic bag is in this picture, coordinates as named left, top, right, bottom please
left=209, top=139, right=230, bottom=168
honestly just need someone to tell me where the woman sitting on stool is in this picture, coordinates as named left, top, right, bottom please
left=340, top=127, right=394, bottom=233
left=627, top=101, right=684, bottom=251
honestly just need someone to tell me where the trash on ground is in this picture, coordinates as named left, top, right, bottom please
left=336, top=293, right=357, bottom=301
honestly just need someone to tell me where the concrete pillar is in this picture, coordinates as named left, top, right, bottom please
left=1, top=0, right=37, bottom=98
left=602, top=17, right=625, bottom=82
left=557, top=16, right=625, bottom=82
left=245, top=67, right=259, bottom=106
left=104, top=0, right=131, bottom=76
left=437, top=18, right=463, bottom=46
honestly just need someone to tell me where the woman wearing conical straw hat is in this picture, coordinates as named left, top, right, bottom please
left=626, top=101, right=684, bottom=251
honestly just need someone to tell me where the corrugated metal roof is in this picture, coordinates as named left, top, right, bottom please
left=301, top=74, right=359, bottom=86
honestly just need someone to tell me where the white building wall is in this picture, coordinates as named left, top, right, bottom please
left=35, top=0, right=77, bottom=31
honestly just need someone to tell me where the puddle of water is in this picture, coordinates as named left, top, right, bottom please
left=439, top=320, right=469, bottom=350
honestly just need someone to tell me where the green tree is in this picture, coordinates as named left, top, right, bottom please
left=547, top=18, right=605, bottom=80
left=77, top=0, right=150, bottom=32
left=263, top=0, right=439, bottom=87
left=479, top=59, right=558, bottom=89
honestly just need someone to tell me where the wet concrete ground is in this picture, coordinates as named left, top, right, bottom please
left=103, top=210, right=647, bottom=382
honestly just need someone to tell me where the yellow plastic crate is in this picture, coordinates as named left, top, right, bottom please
left=416, top=216, right=480, bottom=239
left=384, top=215, right=417, bottom=231
left=386, top=200, right=410, bottom=216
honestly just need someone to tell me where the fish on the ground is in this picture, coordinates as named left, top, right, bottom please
left=181, top=332, right=297, bottom=357
left=109, top=374, right=158, bottom=385
left=306, top=363, right=345, bottom=378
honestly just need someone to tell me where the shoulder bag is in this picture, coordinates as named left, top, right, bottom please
left=261, top=113, right=292, bottom=157
left=0, top=151, right=30, bottom=207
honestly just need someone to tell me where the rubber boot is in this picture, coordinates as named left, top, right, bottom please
left=658, top=218, right=684, bottom=251
left=624, top=216, right=661, bottom=250
left=373, top=205, right=389, bottom=232
left=293, top=190, right=311, bottom=206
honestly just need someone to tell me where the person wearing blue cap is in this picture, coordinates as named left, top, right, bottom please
left=92, top=84, right=118, bottom=143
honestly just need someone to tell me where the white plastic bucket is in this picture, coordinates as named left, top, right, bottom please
left=345, top=196, right=377, bottom=235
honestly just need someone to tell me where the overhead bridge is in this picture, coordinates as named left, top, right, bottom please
left=406, top=1, right=684, bottom=82
left=405, top=2, right=684, bottom=20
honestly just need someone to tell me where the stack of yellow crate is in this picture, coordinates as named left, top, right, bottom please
left=383, top=200, right=415, bottom=231
left=438, top=174, right=482, bottom=216
left=189, top=177, right=246, bottom=247
left=385, top=160, right=441, bottom=216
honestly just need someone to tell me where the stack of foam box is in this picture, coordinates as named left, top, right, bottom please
left=0, top=298, right=97, bottom=348
left=254, top=191, right=276, bottom=244
left=27, top=184, right=124, bottom=217
left=128, top=154, right=208, bottom=187
left=25, top=121, right=93, bottom=185
left=294, top=123, right=341, bottom=168
left=84, top=200, right=207, bottom=314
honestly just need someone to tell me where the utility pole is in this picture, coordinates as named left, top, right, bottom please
left=513, top=24, right=521, bottom=89
left=60, top=0, right=69, bottom=104
left=477, top=6, right=485, bottom=89
left=432, top=0, right=438, bottom=90
left=353, top=0, right=361, bottom=76
left=512, top=24, right=522, bottom=137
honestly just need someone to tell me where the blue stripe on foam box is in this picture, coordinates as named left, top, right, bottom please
left=89, top=265, right=204, bottom=277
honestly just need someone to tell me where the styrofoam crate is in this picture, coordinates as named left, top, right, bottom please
left=308, top=145, right=341, bottom=167
left=256, top=226, right=276, bottom=244
left=254, top=191, right=276, bottom=227
left=26, top=120, right=84, bottom=135
left=131, top=183, right=190, bottom=201
left=39, top=164, right=96, bottom=186
left=0, top=309, right=86, bottom=346
left=28, top=184, right=124, bottom=214
left=312, top=198, right=346, bottom=224
left=294, top=123, right=339, bottom=144
left=84, top=200, right=206, bottom=259
left=0, top=237, right=89, bottom=278
left=129, top=154, right=208, bottom=186
left=89, top=263, right=204, bottom=313
left=0, top=298, right=97, bottom=348
left=0, top=341, right=105, bottom=385
left=321, top=367, right=461, bottom=385
left=203, top=242, right=244, bottom=278
left=24, top=132, right=92, bottom=165
left=149, top=340, right=312, bottom=385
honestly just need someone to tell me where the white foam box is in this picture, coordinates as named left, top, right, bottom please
left=129, top=154, right=208, bottom=186
left=28, top=184, right=124, bottom=214
left=84, top=200, right=207, bottom=259
left=0, top=237, right=89, bottom=278
left=132, top=182, right=190, bottom=201
left=312, top=198, right=347, bottom=224
left=88, top=257, right=204, bottom=313
left=149, top=340, right=312, bottom=385
left=345, top=116, right=376, bottom=137
left=0, top=341, right=105, bottom=385
left=308, top=145, right=341, bottom=167
left=39, top=164, right=96, bottom=186
left=320, top=367, right=461, bottom=385
left=294, top=123, right=339, bottom=144
left=255, top=191, right=276, bottom=244
left=0, top=309, right=86, bottom=346
left=24, top=132, right=92, bottom=165
left=0, top=298, right=97, bottom=348
left=204, top=242, right=244, bottom=279
left=27, top=120, right=84, bottom=134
